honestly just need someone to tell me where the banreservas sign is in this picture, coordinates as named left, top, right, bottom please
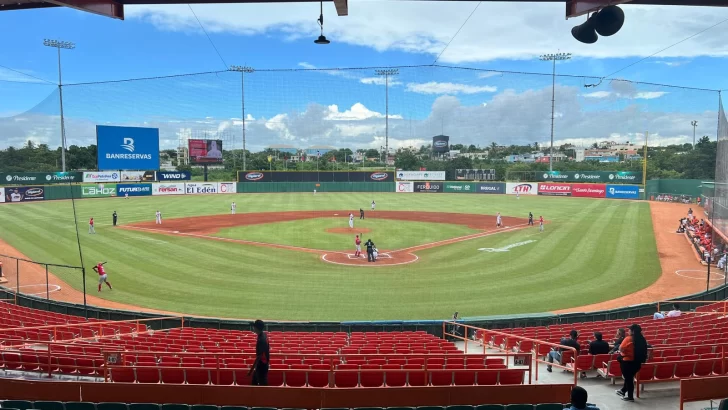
left=606, top=184, right=640, bottom=199
left=538, top=183, right=572, bottom=196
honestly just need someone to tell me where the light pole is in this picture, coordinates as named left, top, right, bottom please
left=229, top=66, right=255, bottom=171
left=375, top=69, right=398, bottom=169
left=44, top=39, right=75, bottom=172
left=691, top=120, right=698, bottom=149
left=539, top=53, right=571, bottom=172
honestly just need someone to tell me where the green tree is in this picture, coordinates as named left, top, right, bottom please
left=394, top=150, right=422, bottom=170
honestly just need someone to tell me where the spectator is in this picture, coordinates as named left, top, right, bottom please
left=653, top=309, right=665, bottom=319
left=248, top=319, right=270, bottom=386
left=666, top=304, right=682, bottom=318
left=546, top=330, right=580, bottom=372
left=718, top=253, right=727, bottom=270
left=610, top=328, right=626, bottom=354
left=616, top=324, right=648, bottom=402
left=589, top=332, right=611, bottom=355
left=566, top=386, right=600, bottom=410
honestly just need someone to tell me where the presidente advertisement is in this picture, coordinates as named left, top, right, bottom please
left=396, top=182, right=414, bottom=193
left=396, top=171, right=446, bottom=181
left=0, top=172, right=82, bottom=185
left=117, top=183, right=152, bottom=197
left=120, top=171, right=156, bottom=182
left=540, top=171, right=642, bottom=183
left=475, top=183, right=505, bottom=194
left=413, top=181, right=443, bottom=193
left=81, top=185, right=117, bottom=198
left=538, top=183, right=572, bottom=196
left=571, top=183, right=607, bottom=198
left=157, top=171, right=191, bottom=181
left=4, top=186, right=45, bottom=202
left=96, top=125, right=160, bottom=171
left=185, top=182, right=218, bottom=194
left=606, top=185, right=640, bottom=199
left=83, top=171, right=121, bottom=183
left=443, top=182, right=475, bottom=193
left=505, top=182, right=538, bottom=195
left=152, top=183, right=185, bottom=196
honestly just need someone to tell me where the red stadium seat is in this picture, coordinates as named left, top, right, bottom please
left=110, top=367, right=135, bottom=383
left=653, top=363, right=674, bottom=380
left=429, top=370, right=453, bottom=386
left=360, top=366, right=384, bottom=387
left=453, top=370, right=476, bottom=385
left=498, top=369, right=524, bottom=385
left=136, top=367, right=160, bottom=383
left=405, top=365, right=427, bottom=387
left=185, top=368, right=210, bottom=385
left=307, top=369, right=329, bottom=387
left=160, top=368, right=185, bottom=384
left=476, top=370, right=498, bottom=385
left=674, top=361, right=696, bottom=378
left=284, top=370, right=306, bottom=387
left=383, top=365, right=406, bottom=387
left=334, top=370, right=358, bottom=388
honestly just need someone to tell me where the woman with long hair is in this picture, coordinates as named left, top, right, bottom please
left=617, top=324, right=648, bottom=402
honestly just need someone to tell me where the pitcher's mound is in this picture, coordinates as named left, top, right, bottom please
left=326, top=227, right=372, bottom=234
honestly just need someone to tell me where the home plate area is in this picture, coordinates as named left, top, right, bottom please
left=346, top=253, right=392, bottom=259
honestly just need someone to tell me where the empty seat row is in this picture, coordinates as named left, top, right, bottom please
left=0, top=402, right=565, bottom=410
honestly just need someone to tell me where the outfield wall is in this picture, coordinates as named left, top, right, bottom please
left=395, top=181, right=643, bottom=199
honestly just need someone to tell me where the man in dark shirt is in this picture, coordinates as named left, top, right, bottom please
left=528, top=212, right=534, bottom=226
left=611, top=328, right=626, bottom=354
left=366, top=239, right=375, bottom=262
left=248, top=319, right=270, bottom=386
left=360, top=208, right=365, bottom=219
left=589, top=332, right=610, bottom=355
left=546, top=330, right=580, bottom=372
left=112, top=211, right=118, bottom=227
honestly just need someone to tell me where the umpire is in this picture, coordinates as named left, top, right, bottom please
left=366, top=239, right=375, bottom=262
left=112, top=211, right=118, bottom=227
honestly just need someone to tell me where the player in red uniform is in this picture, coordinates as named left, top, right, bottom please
left=88, top=217, right=96, bottom=234
left=539, top=216, right=544, bottom=232
left=92, top=262, right=113, bottom=292
left=355, top=235, right=362, bottom=257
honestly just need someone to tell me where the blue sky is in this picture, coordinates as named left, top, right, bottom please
left=1, top=2, right=728, bottom=151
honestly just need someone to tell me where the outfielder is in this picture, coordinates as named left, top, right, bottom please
left=496, top=212, right=502, bottom=228
left=89, top=217, right=96, bottom=234
left=539, top=216, right=544, bottom=232
left=231, top=202, right=237, bottom=215
left=93, top=262, right=113, bottom=292
left=155, top=210, right=162, bottom=225
left=349, top=213, right=354, bottom=229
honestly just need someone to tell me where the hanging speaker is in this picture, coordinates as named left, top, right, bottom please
left=594, top=5, right=625, bottom=37
left=571, top=15, right=598, bottom=44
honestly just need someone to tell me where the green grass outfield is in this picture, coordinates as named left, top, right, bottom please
left=0, top=193, right=660, bottom=321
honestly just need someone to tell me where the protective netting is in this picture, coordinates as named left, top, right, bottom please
left=0, top=66, right=721, bottom=157
left=710, top=95, right=728, bottom=236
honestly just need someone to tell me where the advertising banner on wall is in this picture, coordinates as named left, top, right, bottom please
left=157, top=171, right=191, bottom=181
left=117, top=183, right=152, bottom=197
left=81, top=184, right=117, bottom=198
left=4, top=186, right=45, bottom=202
left=396, top=182, right=413, bottom=193
left=413, top=181, right=443, bottom=193
left=540, top=171, right=642, bottom=183
left=218, top=182, right=236, bottom=194
left=0, top=188, right=4, bottom=203
left=444, top=182, right=475, bottom=193
left=120, top=171, right=156, bottom=182
left=571, top=183, right=607, bottom=198
left=0, top=172, right=82, bottom=185
left=185, top=182, right=218, bottom=194
left=396, top=171, right=446, bottom=181
left=606, top=185, right=640, bottom=199
left=96, top=125, right=160, bottom=171
left=538, top=183, right=572, bottom=196
left=83, top=171, right=121, bottom=183
left=152, top=183, right=185, bottom=196
left=506, top=182, right=538, bottom=195
left=475, top=182, right=505, bottom=194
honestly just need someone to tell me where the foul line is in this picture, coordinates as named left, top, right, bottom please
left=391, top=223, right=530, bottom=254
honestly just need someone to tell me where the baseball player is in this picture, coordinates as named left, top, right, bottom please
left=349, top=213, right=354, bottom=229
left=112, top=211, right=118, bottom=227
left=313, top=189, right=317, bottom=195
left=516, top=191, right=520, bottom=200
left=9, top=189, right=22, bottom=202
left=231, top=202, right=237, bottom=215
left=371, top=200, right=376, bottom=210
left=539, top=216, right=544, bottom=232
left=89, top=217, right=96, bottom=234
left=355, top=234, right=362, bottom=257
left=528, top=212, right=534, bottom=226
left=496, top=212, right=502, bottom=228
left=155, top=210, right=162, bottom=225
left=92, top=262, right=113, bottom=292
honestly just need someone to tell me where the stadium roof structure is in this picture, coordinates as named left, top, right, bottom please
left=1, top=0, right=727, bottom=20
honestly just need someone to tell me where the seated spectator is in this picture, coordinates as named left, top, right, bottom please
left=718, top=253, right=726, bottom=270
left=589, top=332, right=611, bottom=355
left=653, top=310, right=665, bottom=319
left=666, top=304, right=682, bottom=318
left=546, top=330, right=580, bottom=372
left=566, top=386, right=600, bottom=410
left=610, top=328, right=625, bottom=354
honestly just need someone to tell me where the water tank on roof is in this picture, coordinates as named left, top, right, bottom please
left=433, top=135, right=449, bottom=153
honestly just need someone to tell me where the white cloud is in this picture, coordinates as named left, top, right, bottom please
left=634, top=91, right=668, bottom=100
left=583, top=91, right=612, bottom=99
left=655, top=60, right=691, bottom=67
left=406, top=81, right=497, bottom=95
left=126, top=3, right=728, bottom=63
left=359, top=77, right=403, bottom=86
left=326, top=103, right=402, bottom=121
left=477, top=72, right=502, bottom=79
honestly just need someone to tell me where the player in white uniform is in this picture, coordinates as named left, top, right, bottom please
left=231, top=202, right=237, bottom=215
left=516, top=192, right=520, bottom=199
left=349, top=213, right=354, bottom=229
left=155, top=210, right=162, bottom=225
left=496, top=212, right=502, bottom=228
left=313, top=189, right=317, bottom=195
left=371, top=200, right=376, bottom=210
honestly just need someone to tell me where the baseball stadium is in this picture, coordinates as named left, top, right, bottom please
left=2, top=0, right=728, bottom=409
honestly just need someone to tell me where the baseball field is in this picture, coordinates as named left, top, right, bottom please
left=0, top=193, right=661, bottom=321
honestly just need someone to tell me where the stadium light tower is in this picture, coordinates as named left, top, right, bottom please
left=229, top=65, right=255, bottom=171
left=375, top=69, right=398, bottom=169
left=539, top=52, right=571, bottom=172
left=691, top=120, right=698, bottom=149
left=44, top=39, right=75, bottom=172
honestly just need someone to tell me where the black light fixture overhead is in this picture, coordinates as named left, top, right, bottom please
left=571, top=5, right=625, bottom=44
left=314, top=0, right=330, bottom=44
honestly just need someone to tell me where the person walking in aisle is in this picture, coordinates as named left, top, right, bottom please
left=616, top=324, right=648, bottom=402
